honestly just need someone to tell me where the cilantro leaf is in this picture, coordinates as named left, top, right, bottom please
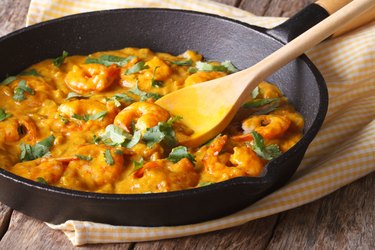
left=20, top=135, right=55, bottom=161
left=196, top=61, right=227, bottom=72
left=53, top=51, right=69, bottom=67
left=0, top=108, right=12, bottom=121
left=65, top=92, right=89, bottom=100
left=188, top=67, right=198, bottom=74
left=75, top=154, right=93, bottom=161
left=19, top=69, right=41, bottom=77
left=36, top=177, right=48, bottom=185
left=168, top=146, right=195, bottom=163
left=143, top=117, right=179, bottom=148
left=170, top=59, right=193, bottom=66
left=221, top=60, right=238, bottom=73
left=107, top=93, right=133, bottom=107
left=93, top=135, right=101, bottom=144
left=191, top=61, right=238, bottom=73
left=114, top=149, right=124, bottom=155
left=253, top=100, right=281, bottom=115
left=129, top=84, right=162, bottom=101
left=126, top=130, right=141, bottom=148
left=104, top=149, right=114, bottom=165
left=100, top=124, right=140, bottom=148
left=124, top=61, right=149, bottom=75
left=242, top=98, right=280, bottom=108
left=130, top=158, right=144, bottom=175
left=101, top=125, right=132, bottom=145
left=251, top=86, right=260, bottom=99
left=13, top=80, right=35, bottom=101
left=72, top=111, right=108, bottom=121
left=86, top=54, right=136, bottom=67
left=1, top=76, right=17, bottom=85
left=151, top=66, right=163, bottom=88
left=250, top=131, right=282, bottom=160
left=89, top=111, right=108, bottom=121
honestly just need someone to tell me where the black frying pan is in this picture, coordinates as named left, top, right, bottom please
left=0, top=3, right=329, bottom=226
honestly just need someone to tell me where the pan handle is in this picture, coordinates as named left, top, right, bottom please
left=267, top=0, right=375, bottom=43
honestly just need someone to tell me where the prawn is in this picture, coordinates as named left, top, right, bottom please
left=11, top=159, right=66, bottom=185
left=232, top=115, right=291, bottom=142
left=57, top=99, right=117, bottom=130
left=60, top=145, right=131, bottom=191
left=0, top=116, right=38, bottom=143
left=117, top=158, right=199, bottom=193
left=65, top=64, right=120, bottom=94
left=114, top=101, right=170, bottom=133
left=202, top=135, right=264, bottom=182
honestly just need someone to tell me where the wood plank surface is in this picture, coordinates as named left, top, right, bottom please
left=0, top=0, right=373, bottom=249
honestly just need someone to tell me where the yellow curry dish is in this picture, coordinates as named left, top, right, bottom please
left=0, top=48, right=304, bottom=194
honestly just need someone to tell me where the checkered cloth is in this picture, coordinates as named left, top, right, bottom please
left=25, top=0, right=375, bottom=245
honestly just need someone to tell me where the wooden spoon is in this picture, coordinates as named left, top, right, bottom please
left=156, top=0, right=375, bottom=147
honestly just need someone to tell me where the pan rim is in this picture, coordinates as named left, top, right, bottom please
left=0, top=8, right=328, bottom=202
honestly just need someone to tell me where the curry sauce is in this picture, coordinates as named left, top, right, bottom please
left=0, top=48, right=303, bottom=194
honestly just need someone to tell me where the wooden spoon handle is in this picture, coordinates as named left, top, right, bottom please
left=316, top=0, right=375, bottom=37
left=241, top=0, right=375, bottom=99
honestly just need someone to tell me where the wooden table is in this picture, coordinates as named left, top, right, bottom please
left=0, top=0, right=374, bottom=248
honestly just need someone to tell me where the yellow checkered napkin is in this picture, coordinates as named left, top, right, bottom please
left=26, top=0, right=375, bottom=246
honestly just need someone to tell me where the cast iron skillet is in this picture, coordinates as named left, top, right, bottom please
left=0, top=4, right=328, bottom=226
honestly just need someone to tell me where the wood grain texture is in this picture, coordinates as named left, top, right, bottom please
left=134, top=215, right=278, bottom=250
left=266, top=172, right=375, bottom=250
left=0, top=204, right=12, bottom=240
left=0, top=0, right=373, bottom=249
left=0, top=0, right=30, bottom=36
left=0, top=211, right=133, bottom=250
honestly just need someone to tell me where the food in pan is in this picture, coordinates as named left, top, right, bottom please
left=0, top=48, right=304, bottom=194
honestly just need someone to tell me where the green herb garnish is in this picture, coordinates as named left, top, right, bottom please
left=114, top=149, right=124, bottom=155
left=249, top=131, right=282, bottom=161
left=36, top=177, right=48, bottom=185
left=19, top=69, right=41, bottom=77
left=0, top=108, right=12, bottom=121
left=170, top=59, right=193, bottom=66
left=151, top=66, right=163, bottom=88
left=85, top=55, right=136, bottom=67
left=242, top=98, right=280, bottom=108
left=53, top=51, right=69, bottom=67
left=190, top=60, right=238, bottom=73
left=65, top=92, right=89, bottom=100
left=124, top=61, right=149, bottom=75
left=104, top=149, right=114, bottom=165
left=75, top=154, right=93, bottom=161
left=1, top=76, right=17, bottom=85
left=221, top=60, right=238, bottom=73
left=129, top=83, right=162, bottom=101
left=72, top=111, right=108, bottom=121
left=101, top=125, right=132, bottom=146
left=100, top=124, right=140, bottom=148
left=93, top=135, right=101, bottom=144
left=142, top=116, right=180, bottom=148
left=167, top=146, right=195, bottom=163
left=253, top=101, right=281, bottom=115
left=107, top=93, right=133, bottom=107
left=20, top=135, right=55, bottom=161
left=251, top=86, right=260, bottom=99
left=130, top=158, right=144, bottom=175
left=59, top=115, right=69, bottom=124
left=126, top=130, right=141, bottom=148
left=13, top=80, right=35, bottom=101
